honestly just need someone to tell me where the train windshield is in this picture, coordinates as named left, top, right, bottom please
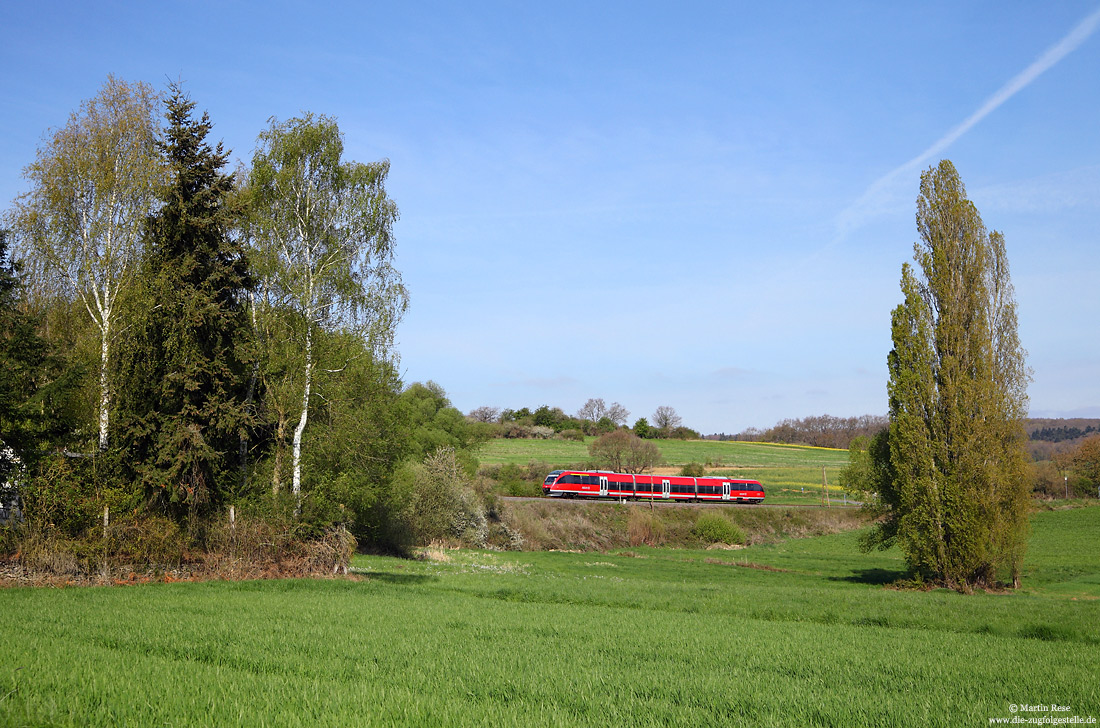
left=543, top=470, right=564, bottom=485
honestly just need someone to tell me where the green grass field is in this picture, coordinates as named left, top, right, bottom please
left=1, top=506, right=1097, bottom=726
left=476, top=437, right=848, bottom=469
left=477, top=438, right=853, bottom=506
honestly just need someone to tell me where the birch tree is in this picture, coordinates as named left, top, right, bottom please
left=247, top=114, right=406, bottom=512
left=8, top=76, right=162, bottom=451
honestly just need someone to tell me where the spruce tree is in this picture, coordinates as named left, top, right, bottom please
left=859, top=160, right=1030, bottom=589
left=0, top=231, right=80, bottom=479
left=117, top=84, right=254, bottom=518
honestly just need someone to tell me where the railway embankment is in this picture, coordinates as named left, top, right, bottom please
left=497, top=497, right=866, bottom=551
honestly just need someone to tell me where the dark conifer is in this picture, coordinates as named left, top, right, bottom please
left=117, top=84, right=254, bottom=518
left=0, top=231, right=80, bottom=478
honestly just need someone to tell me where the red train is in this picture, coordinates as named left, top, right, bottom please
left=542, top=469, right=765, bottom=503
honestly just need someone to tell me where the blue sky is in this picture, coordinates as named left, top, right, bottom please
left=2, top=2, right=1098, bottom=434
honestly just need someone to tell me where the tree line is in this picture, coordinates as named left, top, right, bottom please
left=467, top=399, right=699, bottom=441
left=0, top=77, right=488, bottom=567
left=711, top=414, right=889, bottom=450
left=1030, top=424, right=1097, bottom=443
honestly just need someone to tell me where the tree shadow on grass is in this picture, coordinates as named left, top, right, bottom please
left=829, top=568, right=908, bottom=586
left=356, top=571, right=439, bottom=585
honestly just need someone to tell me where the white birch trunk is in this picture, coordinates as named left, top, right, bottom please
left=97, top=312, right=111, bottom=452
left=291, top=322, right=312, bottom=514
left=240, top=291, right=260, bottom=491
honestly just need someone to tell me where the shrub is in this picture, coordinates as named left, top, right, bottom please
left=110, top=514, right=187, bottom=567
left=680, top=462, right=705, bottom=477
left=500, top=423, right=534, bottom=439
left=692, top=513, right=745, bottom=545
left=558, top=429, right=585, bottom=442
left=594, top=417, right=617, bottom=434
left=479, top=462, right=547, bottom=498
left=627, top=508, right=666, bottom=546
left=392, top=447, right=488, bottom=548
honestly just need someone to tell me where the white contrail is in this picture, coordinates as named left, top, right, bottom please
left=836, top=5, right=1100, bottom=237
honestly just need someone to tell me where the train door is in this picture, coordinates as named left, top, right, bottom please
left=722, top=481, right=731, bottom=501
left=599, top=476, right=609, bottom=497
left=662, top=479, right=671, bottom=499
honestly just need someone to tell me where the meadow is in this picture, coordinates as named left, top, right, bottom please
left=478, top=438, right=853, bottom=505
left=1, top=505, right=1097, bottom=726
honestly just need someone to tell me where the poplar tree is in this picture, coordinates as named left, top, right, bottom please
left=115, top=84, right=253, bottom=517
left=860, top=160, right=1030, bottom=589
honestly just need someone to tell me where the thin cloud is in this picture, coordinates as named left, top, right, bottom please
left=836, top=5, right=1100, bottom=238
left=974, top=165, right=1100, bottom=213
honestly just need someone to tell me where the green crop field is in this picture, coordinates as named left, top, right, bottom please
left=1, top=506, right=1097, bottom=726
left=477, top=438, right=853, bottom=506
left=476, top=437, right=848, bottom=470
left=476, top=437, right=591, bottom=466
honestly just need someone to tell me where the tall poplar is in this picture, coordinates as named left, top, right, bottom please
left=863, top=160, right=1030, bottom=589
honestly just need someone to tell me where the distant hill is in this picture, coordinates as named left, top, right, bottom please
left=1026, top=418, right=1100, bottom=460
left=709, top=415, right=1099, bottom=461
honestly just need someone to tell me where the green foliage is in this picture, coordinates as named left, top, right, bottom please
left=838, top=432, right=891, bottom=503
left=294, top=341, right=409, bottom=544
left=7, top=75, right=163, bottom=452
left=680, top=462, right=705, bottom=477
left=632, top=417, right=651, bottom=439
left=875, top=160, right=1031, bottom=589
left=1070, top=435, right=1100, bottom=489
left=479, top=460, right=555, bottom=497
left=15, top=455, right=102, bottom=537
left=692, top=512, right=745, bottom=544
left=248, top=112, right=406, bottom=341
left=389, top=447, right=487, bottom=548
left=5, top=80, right=431, bottom=563
left=400, top=382, right=486, bottom=472
left=531, top=404, right=585, bottom=432
left=0, top=231, right=83, bottom=476
left=593, top=416, right=616, bottom=434
left=114, top=84, right=254, bottom=519
left=246, top=111, right=407, bottom=511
